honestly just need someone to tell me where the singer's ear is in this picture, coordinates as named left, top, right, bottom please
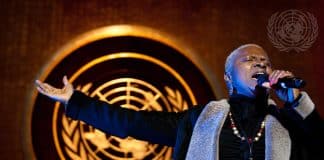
left=224, top=73, right=232, bottom=82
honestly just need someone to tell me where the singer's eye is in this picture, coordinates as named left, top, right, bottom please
left=242, top=56, right=256, bottom=62
left=242, top=58, right=256, bottom=62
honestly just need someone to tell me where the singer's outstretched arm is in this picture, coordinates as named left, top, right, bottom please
left=35, top=76, right=188, bottom=146
left=65, top=90, right=188, bottom=146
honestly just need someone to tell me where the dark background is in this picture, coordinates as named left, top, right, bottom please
left=1, top=0, right=323, bottom=159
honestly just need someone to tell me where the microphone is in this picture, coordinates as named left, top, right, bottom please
left=254, top=74, right=306, bottom=89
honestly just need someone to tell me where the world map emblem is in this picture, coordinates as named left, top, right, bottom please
left=267, top=9, right=318, bottom=52
left=26, top=25, right=220, bottom=159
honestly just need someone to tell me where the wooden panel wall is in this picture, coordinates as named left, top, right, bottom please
left=1, top=0, right=323, bottom=159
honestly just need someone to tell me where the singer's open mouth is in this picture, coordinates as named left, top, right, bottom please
left=252, top=72, right=266, bottom=80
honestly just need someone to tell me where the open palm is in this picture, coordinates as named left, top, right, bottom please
left=35, top=76, right=74, bottom=104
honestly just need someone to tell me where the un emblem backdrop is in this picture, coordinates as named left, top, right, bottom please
left=29, top=25, right=220, bottom=160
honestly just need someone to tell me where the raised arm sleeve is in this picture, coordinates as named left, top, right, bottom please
left=65, top=90, right=185, bottom=146
left=280, top=92, right=324, bottom=147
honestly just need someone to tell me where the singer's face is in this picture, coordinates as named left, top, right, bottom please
left=228, top=46, right=272, bottom=97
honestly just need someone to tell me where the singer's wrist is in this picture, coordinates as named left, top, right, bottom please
left=291, top=89, right=300, bottom=102
left=283, top=88, right=300, bottom=103
left=284, top=92, right=302, bottom=108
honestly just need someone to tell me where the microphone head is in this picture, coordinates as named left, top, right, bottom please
left=252, top=73, right=269, bottom=86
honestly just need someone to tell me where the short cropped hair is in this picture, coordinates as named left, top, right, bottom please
left=224, top=44, right=262, bottom=75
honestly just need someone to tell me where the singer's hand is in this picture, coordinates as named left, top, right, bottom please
left=269, top=70, right=300, bottom=103
left=35, top=76, right=74, bottom=104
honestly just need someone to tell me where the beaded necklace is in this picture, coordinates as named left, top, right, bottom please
left=228, top=111, right=265, bottom=160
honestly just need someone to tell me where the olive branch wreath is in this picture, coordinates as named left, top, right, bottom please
left=61, top=83, right=95, bottom=160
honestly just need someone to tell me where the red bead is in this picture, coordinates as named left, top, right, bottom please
left=248, top=138, right=252, bottom=144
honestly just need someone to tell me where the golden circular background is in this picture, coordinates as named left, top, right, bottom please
left=24, top=25, right=223, bottom=159
left=52, top=53, right=196, bottom=159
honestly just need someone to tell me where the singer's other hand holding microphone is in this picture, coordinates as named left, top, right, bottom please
left=261, top=70, right=300, bottom=103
